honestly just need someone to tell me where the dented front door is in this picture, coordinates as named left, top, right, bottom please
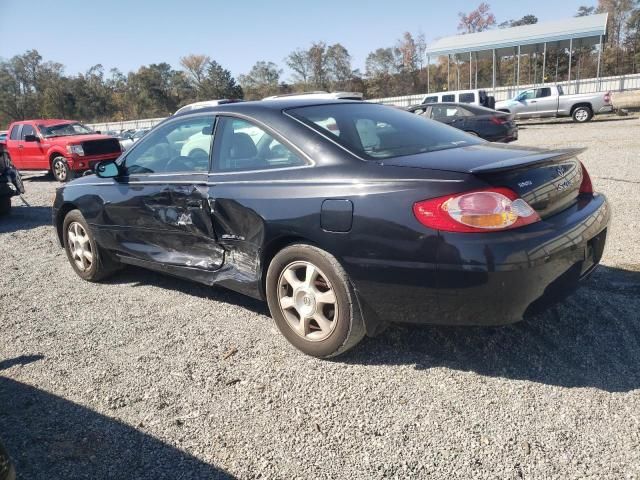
left=102, top=173, right=224, bottom=271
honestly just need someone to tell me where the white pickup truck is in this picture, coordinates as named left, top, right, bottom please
left=495, top=85, right=612, bottom=123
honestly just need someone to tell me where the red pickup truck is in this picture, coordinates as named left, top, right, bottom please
left=4, top=119, right=122, bottom=181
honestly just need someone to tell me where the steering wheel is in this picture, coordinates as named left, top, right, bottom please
left=164, top=149, right=209, bottom=172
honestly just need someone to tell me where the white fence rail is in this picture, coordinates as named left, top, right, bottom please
left=370, top=72, right=640, bottom=107
left=87, top=117, right=166, bottom=133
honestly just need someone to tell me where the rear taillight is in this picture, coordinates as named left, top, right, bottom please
left=490, top=116, right=507, bottom=125
left=604, top=92, right=611, bottom=104
left=413, top=187, right=541, bottom=233
left=579, top=161, right=593, bottom=195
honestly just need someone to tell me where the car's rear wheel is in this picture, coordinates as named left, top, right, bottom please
left=52, top=156, right=74, bottom=182
left=266, top=244, right=365, bottom=358
left=63, top=209, right=119, bottom=281
left=572, top=106, right=593, bottom=123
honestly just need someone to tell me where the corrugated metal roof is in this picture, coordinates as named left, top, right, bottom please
left=425, top=13, right=608, bottom=57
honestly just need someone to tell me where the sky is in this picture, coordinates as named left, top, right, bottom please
left=0, top=0, right=594, bottom=80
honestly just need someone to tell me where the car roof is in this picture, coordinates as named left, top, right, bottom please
left=14, top=119, right=75, bottom=126
left=171, top=98, right=367, bottom=118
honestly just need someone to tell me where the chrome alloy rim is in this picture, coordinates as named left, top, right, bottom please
left=277, top=261, right=338, bottom=341
left=575, top=109, right=588, bottom=122
left=67, top=222, right=93, bottom=272
left=54, top=159, right=67, bottom=180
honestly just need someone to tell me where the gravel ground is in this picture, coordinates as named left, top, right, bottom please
left=1, top=115, right=639, bottom=479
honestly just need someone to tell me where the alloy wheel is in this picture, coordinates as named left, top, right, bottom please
left=67, top=222, right=93, bottom=272
left=575, top=109, right=589, bottom=122
left=277, top=261, right=338, bottom=341
left=53, top=159, right=67, bottom=181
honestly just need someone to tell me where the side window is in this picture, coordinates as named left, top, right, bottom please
left=123, top=115, right=214, bottom=174
left=9, top=125, right=21, bottom=140
left=431, top=106, right=463, bottom=118
left=442, top=94, right=455, bottom=102
left=520, top=90, right=535, bottom=100
left=536, top=88, right=552, bottom=98
left=214, top=117, right=307, bottom=172
left=21, top=125, right=35, bottom=140
left=423, top=96, right=438, bottom=104
left=459, top=93, right=475, bottom=103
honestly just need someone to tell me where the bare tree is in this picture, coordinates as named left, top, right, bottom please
left=179, top=54, right=210, bottom=90
left=457, top=2, right=496, bottom=33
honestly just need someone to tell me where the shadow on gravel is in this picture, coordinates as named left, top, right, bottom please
left=0, top=354, right=44, bottom=371
left=0, top=375, right=235, bottom=479
left=103, top=266, right=270, bottom=316
left=340, top=265, right=640, bottom=393
left=0, top=205, right=52, bottom=233
left=20, top=172, right=52, bottom=182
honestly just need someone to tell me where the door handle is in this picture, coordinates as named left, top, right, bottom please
left=530, top=101, right=537, bottom=103
left=18, top=145, right=24, bottom=149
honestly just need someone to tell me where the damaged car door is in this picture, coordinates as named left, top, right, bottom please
left=102, top=114, right=224, bottom=272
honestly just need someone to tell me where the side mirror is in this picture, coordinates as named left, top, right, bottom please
left=95, top=161, right=119, bottom=178
left=95, top=130, right=102, bottom=134
left=24, top=134, right=39, bottom=142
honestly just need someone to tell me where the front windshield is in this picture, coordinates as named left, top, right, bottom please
left=38, top=122, right=94, bottom=138
left=287, top=103, right=482, bottom=160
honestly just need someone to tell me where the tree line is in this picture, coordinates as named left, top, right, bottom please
left=1, top=1, right=639, bottom=127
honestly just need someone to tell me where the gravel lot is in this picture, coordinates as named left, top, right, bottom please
left=1, top=115, right=639, bottom=479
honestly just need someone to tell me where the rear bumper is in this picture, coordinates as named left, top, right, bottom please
left=598, top=105, right=614, bottom=114
left=347, top=194, right=610, bottom=328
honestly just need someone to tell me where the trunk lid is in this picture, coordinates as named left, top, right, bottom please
left=383, top=144, right=585, bottom=218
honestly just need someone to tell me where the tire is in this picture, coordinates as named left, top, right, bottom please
left=572, top=106, right=593, bottom=123
left=266, top=244, right=365, bottom=358
left=0, top=196, right=10, bottom=216
left=62, top=209, right=120, bottom=281
left=51, top=156, right=75, bottom=182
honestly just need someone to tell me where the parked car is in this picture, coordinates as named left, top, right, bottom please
left=53, top=100, right=610, bottom=358
left=0, top=131, right=7, bottom=146
left=118, top=129, right=150, bottom=151
left=0, top=142, right=25, bottom=215
left=408, top=102, right=517, bottom=142
left=495, top=85, right=613, bottom=122
left=4, top=120, right=122, bottom=182
left=0, top=439, right=16, bottom=480
left=421, top=89, right=495, bottom=109
left=263, top=91, right=364, bottom=101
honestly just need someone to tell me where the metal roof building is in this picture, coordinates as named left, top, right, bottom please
left=424, top=13, right=608, bottom=93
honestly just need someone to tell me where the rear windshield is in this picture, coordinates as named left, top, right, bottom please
left=287, top=103, right=482, bottom=160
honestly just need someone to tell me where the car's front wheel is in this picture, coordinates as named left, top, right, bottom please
left=51, top=156, right=74, bottom=182
left=266, top=244, right=365, bottom=358
left=62, top=209, right=119, bottom=281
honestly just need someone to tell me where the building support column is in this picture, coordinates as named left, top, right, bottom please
left=447, top=55, right=450, bottom=90
left=516, top=45, right=521, bottom=87
left=492, top=49, right=496, bottom=94
left=596, top=35, right=603, bottom=90
left=475, top=52, right=478, bottom=88
left=568, top=38, right=573, bottom=93
left=427, top=55, right=430, bottom=93
left=542, top=42, right=547, bottom=84
left=469, top=52, right=472, bottom=89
